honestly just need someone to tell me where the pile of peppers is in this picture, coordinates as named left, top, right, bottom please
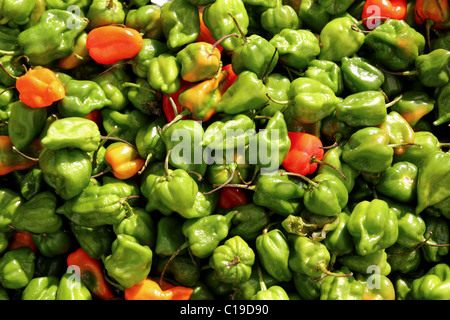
left=0, top=0, right=449, bottom=301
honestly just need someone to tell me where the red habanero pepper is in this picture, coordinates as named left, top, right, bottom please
left=196, top=6, right=223, bottom=52
left=84, top=109, right=102, bottom=128
left=0, top=136, right=41, bottom=176
left=281, top=132, right=324, bottom=176
left=8, top=232, right=37, bottom=252
left=218, top=188, right=248, bottom=209
left=362, top=0, right=408, bottom=29
left=15, top=68, right=65, bottom=109
left=66, top=248, right=115, bottom=300
left=105, top=142, right=145, bottom=180
left=222, top=63, right=238, bottom=85
left=86, top=26, right=144, bottom=65
left=415, top=0, right=450, bottom=29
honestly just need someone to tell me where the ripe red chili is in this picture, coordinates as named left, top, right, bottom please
left=86, top=26, right=144, bottom=65
left=415, top=0, right=450, bottom=29
left=218, top=187, right=248, bottom=209
left=281, top=132, right=324, bottom=176
left=362, top=0, right=408, bottom=29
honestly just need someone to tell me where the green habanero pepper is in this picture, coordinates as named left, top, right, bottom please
left=103, top=234, right=153, bottom=289
left=414, top=48, right=450, bottom=88
left=0, top=247, right=35, bottom=290
left=322, top=208, right=355, bottom=256
left=415, top=150, right=450, bottom=214
left=203, top=0, right=249, bottom=52
left=147, top=53, right=181, bottom=95
left=341, top=56, right=385, bottom=93
left=113, top=207, right=155, bottom=248
left=56, top=271, right=92, bottom=300
left=337, top=249, right=392, bottom=276
left=304, top=59, right=344, bottom=96
left=261, top=73, right=291, bottom=118
left=19, top=167, right=44, bottom=200
left=318, top=16, right=365, bottom=62
left=342, top=127, right=394, bottom=174
left=86, top=0, right=125, bottom=29
left=422, top=216, right=449, bottom=263
left=130, top=39, right=168, bottom=79
left=375, top=161, right=418, bottom=203
left=215, top=70, right=269, bottom=115
left=386, top=243, right=421, bottom=274
left=31, top=229, right=72, bottom=258
left=260, top=4, right=299, bottom=36
left=433, top=81, right=450, bottom=126
left=57, top=79, right=112, bottom=118
left=39, top=117, right=101, bottom=153
left=39, top=148, right=92, bottom=200
left=160, top=0, right=200, bottom=50
left=155, top=216, right=186, bottom=257
left=135, top=116, right=167, bottom=167
left=347, top=199, right=398, bottom=256
left=125, top=5, right=164, bottom=40
left=256, top=228, right=292, bottom=282
left=363, top=19, right=425, bottom=71
left=319, top=267, right=365, bottom=300
left=70, top=223, right=114, bottom=259
left=253, top=169, right=306, bottom=216
left=0, top=0, right=36, bottom=26
left=155, top=255, right=200, bottom=287
left=390, top=90, right=435, bottom=126
left=269, top=28, right=320, bottom=71
left=229, top=203, right=271, bottom=241
left=209, top=235, right=255, bottom=284
left=92, top=67, right=131, bottom=112
left=410, top=263, right=450, bottom=300
left=22, top=276, right=59, bottom=300
left=7, top=101, right=47, bottom=151
left=0, top=188, right=22, bottom=233
left=182, top=210, right=236, bottom=259
left=297, top=0, right=330, bottom=33
left=11, top=191, right=62, bottom=234
left=317, top=0, right=356, bottom=15
left=17, top=9, right=88, bottom=66
left=101, top=107, right=149, bottom=144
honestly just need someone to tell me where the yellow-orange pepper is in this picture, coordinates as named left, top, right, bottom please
left=105, top=142, right=145, bottom=180
left=124, top=278, right=193, bottom=300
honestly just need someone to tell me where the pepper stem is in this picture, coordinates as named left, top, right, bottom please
left=376, top=64, right=419, bottom=77
left=257, top=265, right=267, bottom=292
left=211, top=33, right=239, bottom=53
left=164, top=149, right=172, bottom=177
left=203, top=166, right=236, bottom=195
left=0, top=61, right=19, bottom=80
left=138, top=153, right=153, bottom=175
left=0, top=49, right=22, bottom=56
left=11, top=146, right=39, bottom=162
left=212, top=183, right=256, bottom=190
left=159, top=108, right=191, bottom=132
left=388, top=142, right=422, bottom=148
left=316, top=261, right=353, bottom=280
left=261, top=47, right=278, bottom=82
left=119, top=81, right=157, bottom=94
left=385, top=94, right=403, bottom=108
left=0, top=86, right=15, bottom=97
left=228, top=13, right=247, bottom=43
left=280, top=171, right=319, bottom=187
left=310, top=155, right=347, bottom=181
left=265, top=93, right=289, bottom=105
left=159, top=241, right=190, bottom=287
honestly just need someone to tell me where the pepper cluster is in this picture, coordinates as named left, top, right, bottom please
left=0, top=0, right=449, bottom=301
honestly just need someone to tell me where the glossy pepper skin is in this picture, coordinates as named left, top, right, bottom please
left=92, top=68, right=130, bottom=112
left=304, top=59, right=344, bottom=96
left=0, top=247, right=35, bottom=290
left=410, top=263, right=450, bottom=300
left=66, top=248, right=114, bottom=300
left=284, top=77, right=340, bottom=128
left=105, top=142, right=145, bottom=180
left=113, top=207, right=155, bottom=248
left=56, top=180, right=130, bottom=228
left=364, top=19, right=426, bottom=71
left=135, top=116, right=167, bottom=166
left=70, top=223, right=114, bottom=260
left=414, top=48, right=450, bottom=88
left=0, top=188, right=22, bottom=232
left=7, top=101, right=47, bottom=151
left=182, top=211, right=235, bottom=258
left=260, top=4, right=299, bottom=36
left=361, top=0, right=408, bottom=29
left=0, top=136, right=41, bottom=176
left=203, top=0, right=249, bottom=52
left=56, top=272, right=92, bottom=300
left=319, top=16, right=365, bottom=62
left=375, top=162, right=418, bottom=203
left=125, top=5, right=164, bottom=40
left=252, top=284, right=290, bottom=300
left=232, top=33, right=279, bottom=79
left=22, top=276, right=59, bottom=300
left=269, top=28, right=320, bottom=71
left=253, top=169, right=306, bottom=216
left=341, top=57, right=385, bottom=93
left=297, top=0, right=329, bottom=33
left=390, top=90, right=435, bottom=126
left=57, top=79, right=112, bottom=118
left=378, top=111, right=416, bottom=155
left=342, top=127, right=394, bottom=174
left=338, top=249, right=392, bottom=276
left=11, top=191, right=62, bottom=234
left=433, top=81, right=450, bottom=126
left=256, top=229, right=292, bottom=282
left=155, top=216, right=186, bottom=257
left=17, top=9, right=88, bottom=66
left=215, top=71, right=269, bottom=114
left=348, top=199, right=398, bottom=256
left=39, top=148, right=92, bottom=200
left=160, top=0, right=200, bottom=50
left=261, top=73, right=291, bottom=117
left=422, top=216, right=449, bottom=263
left=86, top=26, right=143, bottom=65
left=102, top=108, right=148, bottom=144
left=130, top=39, right=168, bottom=79
left=147, top=53, right=181, bottom=95
left=40, top=117, right=101, bottom=153
left=319, top=267, right=365, bottom=300
left=31, top=230, right=72, bottom=258
left=415, top=150, right=450, bottom=214
left=336, top=91, right=388, bottom=127
left=209, top=235, right=255, bottom=284
left=322, top=209, right=354, bottom=256
left=228, top=203, right=271, bottom=241
left=104, top=234, right=153, bottom=289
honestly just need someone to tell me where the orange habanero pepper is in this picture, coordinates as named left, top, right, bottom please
left=105, top=142, right=145, bottom=180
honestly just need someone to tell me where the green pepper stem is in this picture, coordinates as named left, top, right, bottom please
left=0, top=62, right=19, bottom=80
left=159, top=109, right=191, bottom=132
left=376, top=64, right=419, bottom=77
left=100, top=135, right=135, bottom=148
left=164, top=149, right=172, bottom=177
left=388, top=143, right=422, bottom=148
left=203, top=166, right=236, bottom=195
left=212, top=183, right=256, bottom=190
left=138, top=153, right=153, bottom=175
left=316, top=261, right=353, bottom=280
left=265, top=93, right=289, bottom=105
left=310, top=155, right=347, bottom=181
left=257, top=265, right=267, bottom=292
left=11, top=146, right=39, bottom=162
left=280, top=171, right=319, bottom=187
left=0, top=86, right=15, bottom=97
left=187, top=171, right=203, bottom=181
left=90, top=167, right=112, bottom=178
left=438, top=142, right=450, bottom=148
left=385, top=94, right=403, bottom=108
left=159, top=241, right=190, bottom=287
left=261, top=47, right=278, bottom=81
left=119, top=81, right=157, bottom=94
left=228, top=13, right=247, bottom=43
left=211, top=33, right=239, bottom=52
left=350, top=24, right=371, bottom=34
left=0, top=49, right=21, bottom=56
